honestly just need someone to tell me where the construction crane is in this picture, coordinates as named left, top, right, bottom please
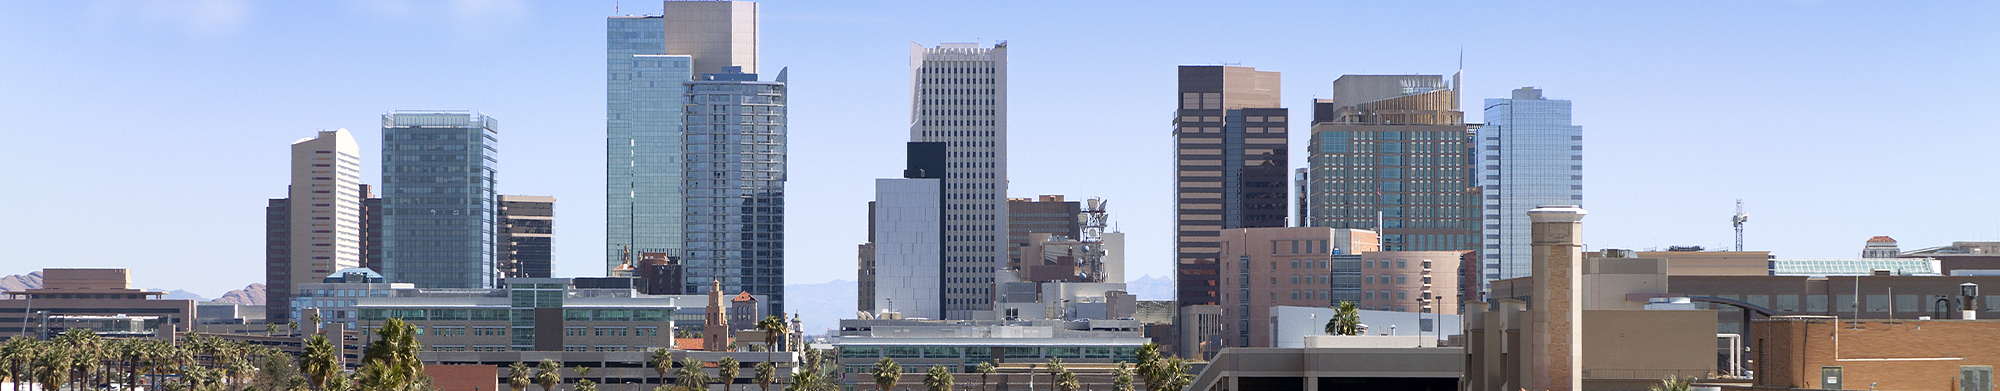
left=1731, top=200, right=1749, bottom=252
left=1077, top=197, right=1110, bottom=283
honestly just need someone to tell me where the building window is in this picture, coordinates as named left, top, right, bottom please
left=1290, top=260, right=1299, bottom=269
left=564, top=327, right=586, bottom=336
left=1291, top=291, right=1300, bottom=300
left=1397, top=275, right=1408, bottom=285
left=1365, top=276, right=1374, bottom=284
left=1397, top=260, right=1408, bottom=269
left=1365, top=291, right=1374, bottom=300
left=1397, top=291, right=1408, bottom=300
left=1365, top=260, right=1374, bottom=269
left=1291, top=275, right=1300, bottom=284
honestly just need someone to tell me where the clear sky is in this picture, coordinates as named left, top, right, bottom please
left=3, top=1, right=1996, bottom=298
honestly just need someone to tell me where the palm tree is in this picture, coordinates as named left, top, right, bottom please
left=1327, top=301, right=1362, bottom=336
left=1055, top=369, right=1078, bottom=391
left=754, top=316, right=789, bottom=364
left=1159, top=357, right=1191, bottom=391
left=578, top=379, right=600, bottom=391
left=1650, top=375, right=1694, bottom=391
left=677, top=357, right=711, bottom=391
left=753, top=362, right=776, bottom=391
left=34, top=345, right=70, bottom=391
left=972, top=362, right=994, bottom=391
left=267, top=324, right=279, bottom=337
left=1133, top=344, right=1165, bottom=391
left=360, top=318, right=427, bottom=390
left=577, top=365, right=596, bottom=390
left=1044, top=358, right=1065, bottom=391
left=1111, top=363, right=1133, bottom=391
left=508, top=362, right=532, bottom=391
left=1, top=336, right=35, bottom=391
left=871, top=357, right=900, bottom=391
left=534, top=359, right=563, bottom=391
left=717, top=357, right=741, bottom=391
left=651, top=348, right=677, bottom=387
left=289, top=321, right=301, bottom=336
left=301, top=334, right=339, bottom=391
left=921, top=365, right=952, bottom=391
left=57, top=328, right=101, bottom=391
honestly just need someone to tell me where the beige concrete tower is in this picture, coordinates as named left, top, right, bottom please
left=1528, top=205, right=1585, bottom=391
left=704, top=279, right=729, bottom=351
left=270, top=129, right=362, bottom=323
left=663, top=0, right=758, bottom=75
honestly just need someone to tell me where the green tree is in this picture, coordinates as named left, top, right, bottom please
left=972, top=362, right=994, bottom=391
left=577, top=379, right=599, bottom=391
left=359, top=318, right=428, bottom=391
left=718, top=357, right=741, bottom=391
left=1327, top=301, right=1362, bottom=336
left=1112, top=363, right=1133, bottom=391
left=651, top=349, right=677, bottom=388
left=1133, top=344, right=1162, bottom=391
left=922, top=365, right=952, bottom=391
left=678, top=358, right=711, bottom=391
left=34, top=344, right=71, bottom=391
left=534, top=359, right=563, bottom=391
left=1055, top=369, right=1078, bottom=391
left=754, top=316, right=789, bottom=364
left=1, top=336, right=37, bottom=391
left=871, top=357, right=900, bottom=391
left=1159, top=357, right=1192, bottom=391
left=301, top=334, right=340, bottom=391
left=1650, top=375, right=1694, bottom=391
left=753, top=362, right=776, bottom=391
left=508, top=362, right=532, bottom=391
left=577, top=365, right=596, bottom=390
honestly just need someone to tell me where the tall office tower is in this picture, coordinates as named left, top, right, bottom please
left=267, top=129, right=364, bottom=323
left=361, top=185, right=383, bottom=272
left=857, top=202, right=877, bottom=314
left=910, top=42, right=1008, bottom=319
left=682, top=66, right=788, bottom=314
left=1006, top=195, right=1081, bottom=272
left=1478, top=87, right=1582, bottom=283
left=1172, top=65, right=1289, bottom=307
left=498, top=195, right=555, bottom=279
left=871, top=142, right=947, bottom=318
left=1305, top=74, right=1478, bottom=255
left=606, top=1, right=759, bottom=276
left=1294, top=168, right=1309, bottom=227
left=381, top=110, right=499, bottom=289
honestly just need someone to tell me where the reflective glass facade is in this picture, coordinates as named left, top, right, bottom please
left=380, top=111, right=498, bottom=289
left=607, top=16, right=693, bottom=273
left=1477, top=87, right=1581, bottom=283
left=683, top=69, right=787, bottom=314
left=1305, top=75, right=1478, bottom=259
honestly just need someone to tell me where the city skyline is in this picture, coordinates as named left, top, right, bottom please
left=4, top=1, right=1998, bottom=298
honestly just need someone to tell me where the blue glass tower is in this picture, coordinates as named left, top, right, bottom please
left=607, top=15, right=692, bottom=272
left=683, top=67, right=787, bottom=312
left=1477, top=87, right=1582, bottom=283
left=380, top=110, right=498, bottom=289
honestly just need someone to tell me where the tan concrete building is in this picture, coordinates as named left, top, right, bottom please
left=1753, top=317, right=2000, bottom=391
left=1355, top=250, right=1463, bottom=315
left=269, top=129, right=364, bottom=324
left=1216, top=227, right=1378, bottom=348
left=1633, top=250, right=1771, bottom=276
left=2, top=268, right=197, bottom=338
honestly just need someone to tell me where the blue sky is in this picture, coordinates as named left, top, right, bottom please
left=2, top=1, right=1995, bottom=298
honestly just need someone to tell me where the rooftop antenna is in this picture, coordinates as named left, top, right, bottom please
left=1732, top=200, right=1749, bottom=251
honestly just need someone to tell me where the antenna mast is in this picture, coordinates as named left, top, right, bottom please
left=1078, top=197, right=1110, bottom=283
left=1731, top=200, right=1749, bottom=251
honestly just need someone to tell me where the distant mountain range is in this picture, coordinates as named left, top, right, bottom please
left=1, top=271, right=264, bottom=305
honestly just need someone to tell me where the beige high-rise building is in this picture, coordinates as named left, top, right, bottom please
left=269, top=129, right=363, bottom=323
left=1215, top=227, right=1378, bottom=348
left=662, top=1, right=757, bottom=75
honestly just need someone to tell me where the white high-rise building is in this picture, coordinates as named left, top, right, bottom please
left=269, top=129, right=363, bottom=322
left=909, top=42, right=1007, bottom=319
left=1478, top=87, right=1583, bottom=283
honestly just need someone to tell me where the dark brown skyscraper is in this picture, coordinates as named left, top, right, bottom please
left=1173, top=65, right=1289, bottom=307
left=498, top=195, right=555, bottom=279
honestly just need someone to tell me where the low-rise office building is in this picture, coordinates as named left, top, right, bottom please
left=1, top=268, right=195, bottom=338
left=1752, top=317, right=2000, bottom=391
left=335, top=277, right=766, bottom=352
left=832, top=318, right=1149, bottom=388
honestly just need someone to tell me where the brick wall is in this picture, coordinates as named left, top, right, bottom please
left=1755, top=318, right=2000, bottom=390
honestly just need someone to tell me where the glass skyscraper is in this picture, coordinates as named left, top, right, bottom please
left=608, top=1, right=782, bottom=312
left=682, top=66, right=787, bottom=312
left=607, top=14, right=691, bottom=273
left=1477, top=87, right=1581, bottom=283
left=1305, top=74, right=1478, bottom=254
left=380, top=110, right=499, bottom=289
left=910, top=42, right=1007, bottom=319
